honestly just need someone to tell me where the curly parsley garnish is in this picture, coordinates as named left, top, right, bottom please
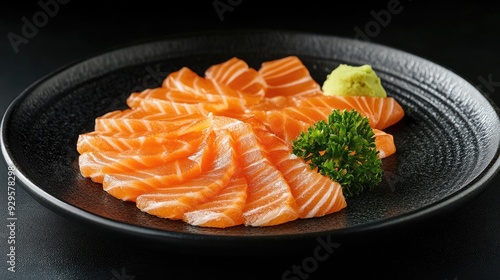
left=292, top=109, right=383, bottom=198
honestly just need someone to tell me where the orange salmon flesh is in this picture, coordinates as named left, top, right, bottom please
left=76, top=56, right=404, bottom=228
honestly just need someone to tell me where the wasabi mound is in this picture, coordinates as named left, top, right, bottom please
left=322, top=64, right=387, bottom=98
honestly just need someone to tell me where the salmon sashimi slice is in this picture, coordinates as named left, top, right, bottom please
left=132, top=98, right=228, bottom=116
left=249, top=107, right=396, bottom=160
left=100, top=128, right=216, bottom=202
left=97, top=107, right=205, bottom=121
left=205, top=57, right=266, bottom=97
left=250, top=118, right=347, bottom=218
left=77, top=114, right=213, bottom=153
left=245, top=95, right=299, bottom=111
left=163, top=67, right=262, bottom=106
left=295, top=95, right=405, bottom=130
left=279, top=106, right=332, bottom=124
left=248, top=106, right=336, bottom=143
left=94, top=108, right=209, bottom=134
left=127, top=87, right=249, bottom=114
left=250, top=109, right=314, bottom=145
left=182, top=166, right=248, bottom=228
left=258, top=56, right=323, bottom=98
left=213, top=116, right=300, bottom=227
left=78, top=129, right=211, bottom=183
left=136, top=129, right=236, bottom=220
left=127, top=88, right=216, bottom=107
left=77, top=130, right=181, bottom=154
left=163, top=67, right=235, bottom=96
left=373, top=129, right=396, bottom=159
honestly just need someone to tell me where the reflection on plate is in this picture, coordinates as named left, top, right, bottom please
left=2, top=30, right=500, bottom=253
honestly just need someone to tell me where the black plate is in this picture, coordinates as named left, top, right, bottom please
left=2, top=30, right=500, bottom=254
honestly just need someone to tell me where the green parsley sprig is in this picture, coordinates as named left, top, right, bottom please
left=291, top=109, right=383, bottom=198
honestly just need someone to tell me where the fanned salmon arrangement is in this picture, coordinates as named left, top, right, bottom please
left=77, top=56, right=405, bottom=228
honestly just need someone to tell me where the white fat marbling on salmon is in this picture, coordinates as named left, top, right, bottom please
left=136, top=130, right=236, bottom=219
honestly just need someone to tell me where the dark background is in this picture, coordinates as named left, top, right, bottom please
left=1, top=1, right=500, bottom=279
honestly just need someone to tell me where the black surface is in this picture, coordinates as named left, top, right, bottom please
left=1, top=1, right=500, bottom=279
